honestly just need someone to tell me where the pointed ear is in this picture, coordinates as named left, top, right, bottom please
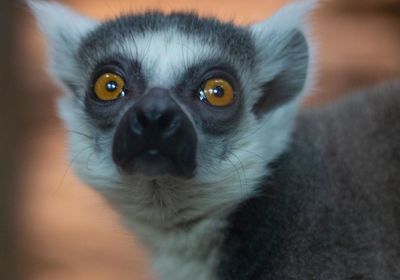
left=250, top=1, right=316, bottom=117
left=28, top=1, right=98, bottom=83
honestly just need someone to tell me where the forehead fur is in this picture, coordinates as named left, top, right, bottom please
left=78, top=12, right=256, bottom=67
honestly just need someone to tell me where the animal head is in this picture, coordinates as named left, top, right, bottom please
left=30, top=1, right=314, bottom=228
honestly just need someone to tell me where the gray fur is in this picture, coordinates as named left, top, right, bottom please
left=252, top=31, right=309, bottom=116
left=218, top=83, right=400, bottom=279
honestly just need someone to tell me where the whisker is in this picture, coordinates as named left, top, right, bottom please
left=67, top=129, right=94, bottom=140
left=52, top=145, right=93, bottom=194
left=233, top=114, right=272, bottom=143
left=228, top=152, right=249, bottom=196
left=234, top=147, right=268, bottom=162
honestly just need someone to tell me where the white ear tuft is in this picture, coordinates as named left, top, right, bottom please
left=28, top=1, right=98, bottom=89
left=250, top=0, right=317, bottom=36
left=249, top=0, right=317, bottom=116
left=28, top=1, right=97, bottom=47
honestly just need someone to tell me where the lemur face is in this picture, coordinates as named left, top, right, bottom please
left=78, top=15, right=254, bottom=181
left=30, top=2, right=312, bottom=227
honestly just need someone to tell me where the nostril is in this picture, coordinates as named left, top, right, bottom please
left=137, top=110, right=149, bottom=129
left=159, top=112, right=174, bottom=130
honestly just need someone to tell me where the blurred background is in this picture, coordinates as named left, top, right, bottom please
left=2, top=0, right=400, bottom=279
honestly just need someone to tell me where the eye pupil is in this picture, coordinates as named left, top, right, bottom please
left=213, top=86, right=225, bottom=98
left=105, top=81, right=118, bottom=92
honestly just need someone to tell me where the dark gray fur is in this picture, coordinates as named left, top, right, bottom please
left=218, top=85, right=400, bottom=279
left=78, top=12, right=256, bottom=68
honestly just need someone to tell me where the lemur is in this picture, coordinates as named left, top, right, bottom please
left=30, top=1, right=400, bottom=279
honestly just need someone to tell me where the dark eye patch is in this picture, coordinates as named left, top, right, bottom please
left=84, top=56, right=146, bottom=130
left=174, top=59, right=244, bottom=135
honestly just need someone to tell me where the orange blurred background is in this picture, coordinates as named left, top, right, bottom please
left=12, top=0, right=400, bottom=279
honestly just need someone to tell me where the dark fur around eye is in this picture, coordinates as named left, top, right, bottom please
left=84, top=57, right=146, bottom=130
left=174, top=61, right=244, bottom=135
left=176, top=61, right=240, bottom=101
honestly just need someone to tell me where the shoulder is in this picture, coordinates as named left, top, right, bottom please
left=217, top=82, right=400, bottom=279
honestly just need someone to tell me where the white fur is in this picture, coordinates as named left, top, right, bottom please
left=29, top=0, right=98, bottom=84
left=30, top=1, right=317, bottom=279
left=117, top=31, right=219, bottom=88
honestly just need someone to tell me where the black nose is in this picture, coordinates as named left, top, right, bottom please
left=112, top=87, right=197, bottom=178
left=130, top=88, right=180, bottom=140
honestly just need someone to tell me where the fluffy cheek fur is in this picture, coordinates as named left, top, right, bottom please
left=58, top=84, right=300, bottom=227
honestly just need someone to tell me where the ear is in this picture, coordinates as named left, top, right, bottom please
left=249, top=0, right=316, bottom=117
left=28, top=1, right=98, bottom=84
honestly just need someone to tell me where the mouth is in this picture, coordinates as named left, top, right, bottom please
left=133, top=149, right=176, bottom=177
left=114, top=142, right=197, bottom=179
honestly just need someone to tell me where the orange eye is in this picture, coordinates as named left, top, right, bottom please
left=94, top=73, right=125, bottom=101
left=200, top=78, right=234, bottom=107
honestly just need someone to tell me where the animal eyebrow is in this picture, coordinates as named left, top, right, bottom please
left=178, top=59, right=239, bottom=83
